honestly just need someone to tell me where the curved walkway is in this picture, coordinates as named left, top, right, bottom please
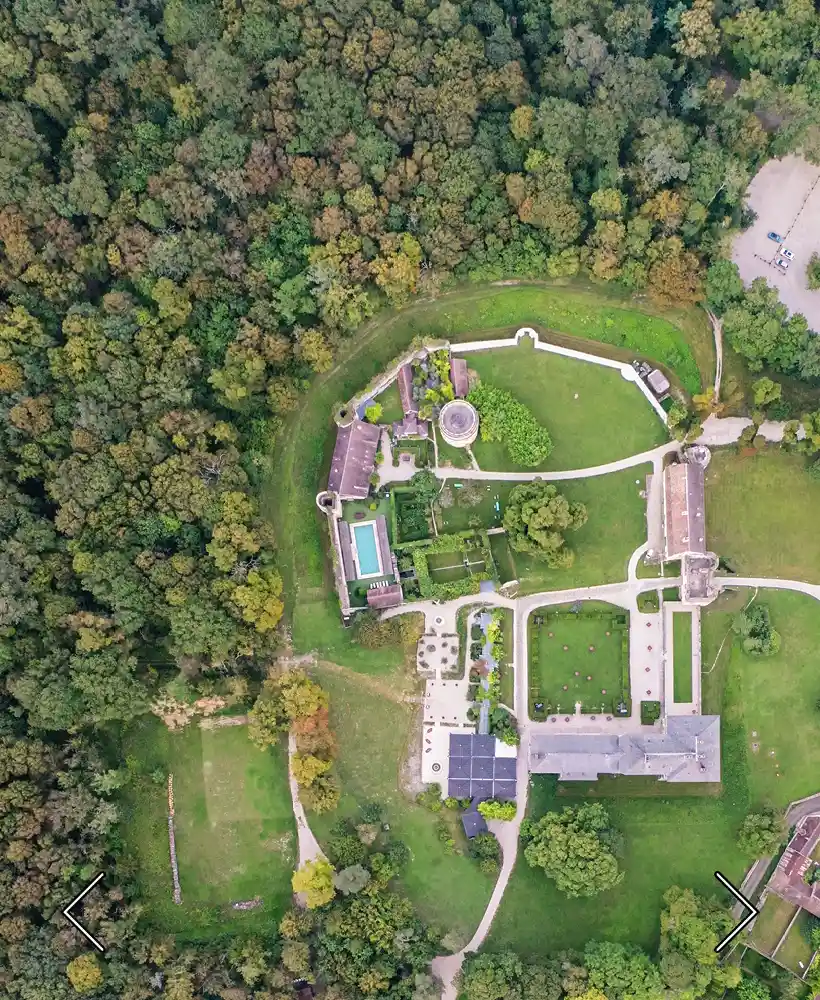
left=433, top=441, right=678, bottom=483
left=288, top=732, right=325, bottom=877
left=718, top=576, right=820, bottom=601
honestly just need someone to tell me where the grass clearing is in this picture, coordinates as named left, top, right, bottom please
left=499, top=608, right=515, bottom=709
left=706, top=450, right=820, bottom=583
left=374, top=381, right=404, bottom=423
left=119, top=718, right=294, bottom=940
left=775, top=910, right=814, bottom=974
left=672, top=611, right=694, bottom=703
left=466, top=339, right=666, bottom=472
left=487, top=775, right=746, bottom=955
left=309, top=667, right=493, bottom=948
left=265, top=280, right=709, bottom=645
left=715, top=589, right=820, bottom=807
left=750, top=894, right=798, bottom=955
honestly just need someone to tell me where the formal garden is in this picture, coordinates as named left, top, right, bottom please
left=528, top=603, right=630, bottom=718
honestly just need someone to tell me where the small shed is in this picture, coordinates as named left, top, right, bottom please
left=647, top=369, right=671, bottom=397
left=461, top=807, right=489, bottom=840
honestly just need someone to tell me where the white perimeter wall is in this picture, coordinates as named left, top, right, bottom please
left=452, top=327, right=669, bottom=426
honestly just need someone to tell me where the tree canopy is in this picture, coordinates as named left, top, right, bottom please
left=523, top=803, right=624, bottom=898
left=503, top=482, right=588, bottom=566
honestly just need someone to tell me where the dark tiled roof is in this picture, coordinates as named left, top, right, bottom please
left=366, top=584, right=403, bottom=609
left=375, top=515, right=391, bottom=571
left=393, top=414, right=429, bottom=439
left=768, top=815, right=820, bottom=918
left=450, top=356, right=469, bottom=397
left=339, top=522, right=356, bottom=581
left=663, top=462, right=706, bottom=558
left=328, top=420, right=381, bottom=500
left=398, top=365, right=417, bottom=415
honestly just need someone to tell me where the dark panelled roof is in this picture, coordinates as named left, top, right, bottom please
left=339, top=521, right=356, bottom=581
left=328, top=419, right=381, bottom=499
left=447, top=733, right=518, bottom=800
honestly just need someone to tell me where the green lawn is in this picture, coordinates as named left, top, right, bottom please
left=775, top=910, right=814, bottom=974
left=466, top=340, right=667, bottom=472
left=490, top=532, right=517, bottom=584
left=672, top=611, right=694, bottom=703
left=374, top=381, right=404, bottom=423
left=310, top=667, right=493, bottom=949
left=264, top=280, right=709, bottom=652
left=750, top=894, right=797, bottom=955
left=707, top=450, right=820, bottom=584
left=119, top=718, right=294, bottom=940
left=486, top=775, right=747, bottom=955
left=713, top=589, right=820, bottom=808
left=530, top=607, right=626, bottom=714
left=499, top=608, right=515, bottom=709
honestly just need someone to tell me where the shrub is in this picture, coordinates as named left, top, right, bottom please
left=477, top=799, right=516, bottom=821
left=640, top=700, right=661, bottom=725
left=365, top=402, right=383, bottom=423
left=468, top=381, right=553, bottom=467
left=807, top=253, right=820, bottom=291
left=416, top=783, right=443, bottom=811
left=734, top=603, right=781, bottom=656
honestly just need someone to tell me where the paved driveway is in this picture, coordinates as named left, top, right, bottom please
left=732, top=155, right=820, bottom=328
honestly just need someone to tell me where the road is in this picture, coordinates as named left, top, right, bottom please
left=433, top=441, right=678, bottom=482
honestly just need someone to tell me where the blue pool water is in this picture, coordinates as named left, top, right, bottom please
left=353, top=522, right=381, bottom=576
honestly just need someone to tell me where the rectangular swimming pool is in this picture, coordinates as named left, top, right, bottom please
left=352, top=521, right=381, bottom=577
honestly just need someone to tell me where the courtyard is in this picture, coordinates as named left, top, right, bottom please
left=529, top=603, right=628, bottom=717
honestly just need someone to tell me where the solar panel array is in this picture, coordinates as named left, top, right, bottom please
left=448, top=734, right=516, bottom=800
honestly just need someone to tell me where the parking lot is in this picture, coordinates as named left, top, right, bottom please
left=732, top=154, right=820, bottom=327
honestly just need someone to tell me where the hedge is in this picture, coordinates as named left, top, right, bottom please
left=468, top=381, right=553, bottom=467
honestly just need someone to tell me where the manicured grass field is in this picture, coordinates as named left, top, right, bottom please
left=486, top=775, right=747, bottom=955
left=713, top=589, right=820, bottom=807
left=265, top=280, right=709, bottom=650
left=672, top=611, right=694, bottom=703
left=706, top=450, right=820, bottom=584
left=119, top=718, right=294, bottom=939
left=499, top=608, right=515, bottom=709
left=530, top=607, right=625, bottom=714
left=466, top=340, right=667, bottom=472
left=310, top=667, right=493, bottom=949
left=775, top=910, right=814, bottom=974
left=750, top=894, right=797, bottom=955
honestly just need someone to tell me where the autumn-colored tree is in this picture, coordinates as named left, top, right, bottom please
left=292, top=859, right=337, bottom=909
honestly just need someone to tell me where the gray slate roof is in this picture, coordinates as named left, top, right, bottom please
left=529, top=716, right=720, bottom=783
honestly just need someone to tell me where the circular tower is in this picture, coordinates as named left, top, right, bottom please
left=439, top=399, right=479, bottom=448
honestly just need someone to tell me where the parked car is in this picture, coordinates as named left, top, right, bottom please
left=775, top=257, right=790, bottom=270
left=768, top=232, right=784, bottom=242
left=781, top=247, right=795, bottom=259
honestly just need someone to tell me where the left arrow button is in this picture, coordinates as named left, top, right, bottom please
left=61, top=872, right=106, bottom=953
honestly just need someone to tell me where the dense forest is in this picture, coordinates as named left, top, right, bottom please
left=2, top=0, right=820, bottom=996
